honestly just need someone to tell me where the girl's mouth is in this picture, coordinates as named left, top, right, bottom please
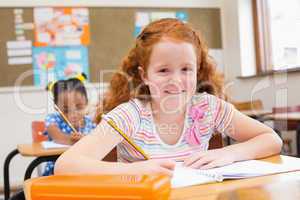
left=164, top=90, right=186, bottom=95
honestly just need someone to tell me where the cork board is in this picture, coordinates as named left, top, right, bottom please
left=0, top=7, right=221, bottom=87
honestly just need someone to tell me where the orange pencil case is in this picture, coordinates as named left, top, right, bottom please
left=26, top=174, right=171, bottom=200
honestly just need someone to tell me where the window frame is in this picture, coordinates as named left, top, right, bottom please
left=252, top=0, right=300, bottom=76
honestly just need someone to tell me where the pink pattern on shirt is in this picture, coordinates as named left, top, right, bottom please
left=184, top=104, right=205, bottom=146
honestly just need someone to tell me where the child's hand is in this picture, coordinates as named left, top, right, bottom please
left=183, top=148, right=236, bottom=170
left=70, top=132, right=84, bottom=143
left=131, top=159, right=176, bottom=176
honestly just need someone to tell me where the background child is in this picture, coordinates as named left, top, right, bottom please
left=55, top=18, right=282, bottom=176
left=43, top=74, right=96, bottom=175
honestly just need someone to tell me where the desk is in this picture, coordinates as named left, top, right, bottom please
left=169, top=155, right=300, bottom=200
left=3, top=143, right=117, bottom=200
left=240, top=109, right=272, bottom=118
left=17, top=143, right=67, bottom=157
left=3, top=143, right=67, bottom=200
left=265, top=112, right=300, bottom=121
left=218, top=179, right=300, bottom=200
left=23, top=155, right=300, bottom=200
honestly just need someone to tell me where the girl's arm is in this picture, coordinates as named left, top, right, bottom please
left=223, top=110, right=282, bottom=160
left=47, top=125, right=74, bottom=145
left=184, top=110, right=282, bottom=169
left=54, top=122, right=175, bottom=176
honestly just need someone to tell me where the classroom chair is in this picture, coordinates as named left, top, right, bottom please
left=31, top=121, right=47, bottom=176
left=233, top=99, right=263, bottom=111
left=31, top=121, right=47, bottom=142
left=209, top=133, right=223, bottom=149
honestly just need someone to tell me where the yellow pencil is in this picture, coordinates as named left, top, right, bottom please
left=54, top=104, right=77, bottom=133
left=107, top=119, right=149, bottom=160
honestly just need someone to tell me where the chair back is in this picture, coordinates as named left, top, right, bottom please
left=233, top=100, right=263, bottom=111
left=208, top=133, right=223, bottom=149
left=32, top=121, right=47, bottom=142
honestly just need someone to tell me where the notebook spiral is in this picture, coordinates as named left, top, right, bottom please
left=196, top=170, right=224, bottom=182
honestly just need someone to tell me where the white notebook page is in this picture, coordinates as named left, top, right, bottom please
left=172, top=160, right=300, bottom=188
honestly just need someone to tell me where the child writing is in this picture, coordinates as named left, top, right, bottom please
left=54, top=19, right=282, bottom=176
left=43, top=74, right=96, bottom=175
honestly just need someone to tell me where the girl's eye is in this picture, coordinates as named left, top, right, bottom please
left=76, top=104, right=84, bottom=108
left=182, top=67, right=193, bottom=72
left=63, top=109, right=69, bottom=114
left=158, top=68, right=169, bottom=73
left=76, top=105, right=85, bottom=111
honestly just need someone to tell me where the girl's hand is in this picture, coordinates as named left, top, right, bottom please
left=183, top=148, right=236, bottom=170
left=70, top=132, right=84, bottom=143
left=130, top=159, right=176, bottom=176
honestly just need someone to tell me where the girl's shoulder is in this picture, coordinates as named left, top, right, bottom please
left=103, top=98, right=144, bottom=124
left=45, top=113, right=62, bottom=122
left=191, top=92, right=215, bottom=106
left=191, top=92, right=233, bottom=111
left=112, top=98, right=143, bottom=114
left=45, top=113, right=65, bottom=127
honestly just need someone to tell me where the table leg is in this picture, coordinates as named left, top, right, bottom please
left=297, top=124, right=300, bottom=157
left=3, top=149, right=19, bottom=200
left=24, top=155, right=59, bottom=180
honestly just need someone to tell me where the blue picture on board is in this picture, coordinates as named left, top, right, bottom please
left=134, top=11, right=188, bottom=37
left=32, top=46, right=89, bottom=86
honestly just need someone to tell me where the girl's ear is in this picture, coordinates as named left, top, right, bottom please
left=138, top=66, right=148, bottom=84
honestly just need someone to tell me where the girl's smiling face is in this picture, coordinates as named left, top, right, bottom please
left=140, top=37, right=198, bottom=113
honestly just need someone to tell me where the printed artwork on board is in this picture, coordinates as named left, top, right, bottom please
left=34, top=7, right=90, bottom=46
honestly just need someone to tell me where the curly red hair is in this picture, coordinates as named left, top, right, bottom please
left=95, top=18, right=224, bottom=123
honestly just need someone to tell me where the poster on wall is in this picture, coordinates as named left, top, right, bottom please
left=134, top=11, right=188, bottom=37
left=32, top=46, right=89, bottom=86
left=34, top=7, right=90, bottom=46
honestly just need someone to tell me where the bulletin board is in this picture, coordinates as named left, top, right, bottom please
left=0, top=7, right=222, bottom=87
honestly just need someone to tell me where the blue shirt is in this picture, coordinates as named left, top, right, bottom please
left=44, top=113, right=96, bottom=139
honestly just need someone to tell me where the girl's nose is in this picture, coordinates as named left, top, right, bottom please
left=68, top=111, right=80, bottom=120
left=170, top=72, right=183, bottom=84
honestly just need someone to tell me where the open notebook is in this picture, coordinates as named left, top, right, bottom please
left=41, top=141, right=70, bottom=149
left=171, top=159, right=300, bottom=188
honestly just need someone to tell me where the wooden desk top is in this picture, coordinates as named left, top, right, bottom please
left=170, top=155, right=300, bottom=200
left=24, top=155, right=300, bottom=200
left=265, top=112, right=300, bottom=121
left=17, top=142, right=67, bottom=157
left=217, top=179, right=300, bottom=200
